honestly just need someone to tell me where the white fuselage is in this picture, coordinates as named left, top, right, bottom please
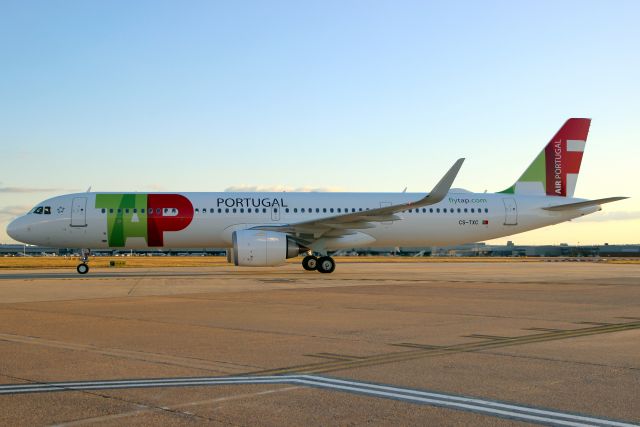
left=7, top=191, right=597, bottom=250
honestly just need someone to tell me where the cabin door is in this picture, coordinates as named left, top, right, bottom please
left=502, top=197, right=518, bottom=225
left=71, top=197, right=87, bottom=227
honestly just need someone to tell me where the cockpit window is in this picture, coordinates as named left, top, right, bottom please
left=44, top=206, right=51, bottom=215
left=33, top=207, right=43, bottom=214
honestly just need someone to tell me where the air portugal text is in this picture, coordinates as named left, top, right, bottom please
left=216, top=197, right=288, bottom=208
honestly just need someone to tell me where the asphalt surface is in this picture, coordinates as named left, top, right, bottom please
left=0, top=262, right=638, bottom=426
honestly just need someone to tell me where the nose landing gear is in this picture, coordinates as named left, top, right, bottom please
left=77, top=249, right=90, bottom=274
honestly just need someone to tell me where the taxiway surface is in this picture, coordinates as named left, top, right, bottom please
left=0, top=262, right=638, bottom=426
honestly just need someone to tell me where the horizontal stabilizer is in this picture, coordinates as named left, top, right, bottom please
left=542, top=197, right=628, bottom=211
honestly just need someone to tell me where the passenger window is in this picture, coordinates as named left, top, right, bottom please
left=436, top=208, right=440, bottom=213
left=323, top=208, right=326, bottom=213
left=225, top=208, right=229, bottom=213
left=330, top=208, right=334, bottom=213
left=464, top=208, right=468, bottom=213
left=337, top=208, right=341, bottom=213
left=457, top=208, right=461, bottom=213
left=316, top=208, right=319, bottom=213
left=285, top=208, right=289, bottom=213
left=210, top=208, right=214, bottom=213
left=233, top=208, right=237, bottom=213
left=443, top=208, right=447, bottom=213
left=273, top=208, right=278, bottom=213
left=301, top=208, right=305, bottom=213
left=118, top=208, right=122, bottom=214
left=359, top=208, right=363, bottom=211
left=218, top=208, right=222, bottom=213
left=141, top=208, right=145, bottom=213
left=125, top=209, right=130, bottom=214
left=408, top=209, right=412, bottom=213
left=248, top=208, right=252, bottom=213
left=294, top=208, right=298, bottom=213
left=195, top=208, right=199, bottom=213
left=156, top=208, right=161, bottom=214
left=133, top=208, right=137, bottom=213
left=263, top=208, right=267, bottom=213
left=429, top=208, right=433, bottom=213
left=240, top=208, right=244, bottom=213
left=485, top=208, right=488, bottom=213
left=109, top=208, right=114, bottom=214
left=101, top=208, right=106, bottom=214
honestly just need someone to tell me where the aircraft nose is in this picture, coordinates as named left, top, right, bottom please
left=6, top=217, right=26, bottom=242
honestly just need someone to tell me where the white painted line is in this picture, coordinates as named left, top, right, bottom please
left=301, top=375, right=637, bottom=427
left=297, top=377, right=637, bottom=427
left=0, top=375, right=635, bottom=427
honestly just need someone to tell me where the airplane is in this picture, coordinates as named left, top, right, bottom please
left=6, top=118, right=627, bottom=274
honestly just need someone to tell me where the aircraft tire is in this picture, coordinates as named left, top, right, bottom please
left=316, top=256, right=335, bottom=274
left=77, top=263, right=89, bottom=274
left=302, top=255, right=318, bottom=271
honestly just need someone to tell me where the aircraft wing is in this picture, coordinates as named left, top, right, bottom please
left=252, top=158, right=465, bottom=239
left=542, top=196, right=628, bottom=211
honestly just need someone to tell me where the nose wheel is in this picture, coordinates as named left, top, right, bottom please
left=77, top=263, right=89, bottom=274
left=77, top=249, right=90, bottom=274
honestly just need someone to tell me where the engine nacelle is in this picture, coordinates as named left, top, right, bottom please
left=232, top=230, right=306, bottom=266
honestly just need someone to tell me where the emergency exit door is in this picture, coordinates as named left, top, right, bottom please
left=271, top=206, right=280, bottom=221
left=380, top=201, right=392, bottom=225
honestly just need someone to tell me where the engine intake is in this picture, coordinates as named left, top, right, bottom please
left=232, top=230, right=307, bottom=267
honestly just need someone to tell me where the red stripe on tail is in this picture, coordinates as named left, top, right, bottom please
left=544, top=118, right=590, bottom=196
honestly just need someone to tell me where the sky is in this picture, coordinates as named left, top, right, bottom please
left=0, top=0, right=638, bottom=245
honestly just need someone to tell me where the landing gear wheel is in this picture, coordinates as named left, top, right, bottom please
left=316, top=256, right=335, bottom=274
left=77, top=263, right=89, bottom=275
left=302, top=255, right=318, bottom=271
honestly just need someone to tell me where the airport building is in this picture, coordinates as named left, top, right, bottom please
left=1, top=243, right=638, bottom=258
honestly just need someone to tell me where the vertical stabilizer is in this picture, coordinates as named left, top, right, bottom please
left=500, top=118, right=590, bottom=197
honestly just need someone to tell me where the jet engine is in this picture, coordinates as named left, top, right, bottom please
left=232, top=230, right=307, bottom=266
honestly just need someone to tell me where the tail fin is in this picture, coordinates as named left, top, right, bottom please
left=500, top=118, right=591, bottom=197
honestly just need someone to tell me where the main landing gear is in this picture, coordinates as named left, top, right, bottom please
left=77, top=249, right=90, bottom=275
left=302, top=254, right=336, bottom=274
